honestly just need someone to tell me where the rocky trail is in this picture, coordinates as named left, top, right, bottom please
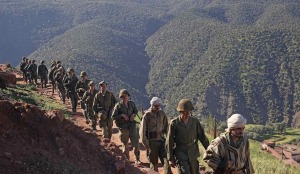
left=0, top=64, right=171, bottom=174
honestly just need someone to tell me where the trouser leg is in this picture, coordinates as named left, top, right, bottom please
left=107, top=118, right=113, bottom=139
left=119, top=128, right=130, bottom=158
left=129, top=123, right=140, bottom=161
left=149, top=140, right=159, bottom=171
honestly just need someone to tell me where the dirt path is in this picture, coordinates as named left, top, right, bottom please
left=15, top=72, right=172, bottom=174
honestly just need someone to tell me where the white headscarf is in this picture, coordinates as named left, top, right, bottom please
left=150, top=97, right=162, bottom=106
left=226, top=114, right=247, bottom=132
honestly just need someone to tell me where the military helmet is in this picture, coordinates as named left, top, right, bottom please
left=88, top=81, right=95, bottom=86
left=177, top=99, right=194, bottom=112
left=67, top=68, right=74, bottom=73
left=119, top=89, right=130, bottom=98
left=99, top=80, right=107, bottom=86
left=22, top=56, right=26, bottom=60
left=32, top=59, right=35, bottom=63
left=40, top=60, right=45, bottom=64
left=56, top=60, right=61, bottom=64
left=80, top=71, right=87, bottom=77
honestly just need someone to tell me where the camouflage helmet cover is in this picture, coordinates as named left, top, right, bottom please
left=177, top=99, right=194, bottom=112
left=119, top=89, right=130, bottom=98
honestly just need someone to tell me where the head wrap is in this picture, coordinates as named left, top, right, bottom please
left=150, top=97, right=162, bottom=106
left=226, top=114, right=247, bottom=132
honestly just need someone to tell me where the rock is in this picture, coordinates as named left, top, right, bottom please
left=0, top=71, right=16, bottom=89
left=58, top=148, right=65, bottom=156
left=47, top=109, right=64, bottom=122
left=4, top=152, right=12, bottom=160
left=114, top=160, right=125, bottom=174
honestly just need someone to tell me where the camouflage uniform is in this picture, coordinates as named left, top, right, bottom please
left=112, top=100, right=140, bottom=161
left=166, top=116, right=209, bottom=174
left=93, top=90, right=117, bottom=138
left=63, top=69, right=78, bottom=112
left=37, top=61, right=48, bottom=88
left=82, top=83, right=98, bottom=130
left=140, top=110, right=171, bottom=173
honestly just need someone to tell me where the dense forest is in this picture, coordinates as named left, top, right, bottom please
left=1, top=0, right=299, bottom=125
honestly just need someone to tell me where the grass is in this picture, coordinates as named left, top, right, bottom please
left=0, top=84, right=68, bottom=115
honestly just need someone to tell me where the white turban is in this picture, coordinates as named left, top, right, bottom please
left=226, top=114, right=247, bottom=132
left=150, top=97, right=162, bottom=106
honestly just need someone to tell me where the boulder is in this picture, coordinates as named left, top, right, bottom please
left=0, top=71, right=16, bottom=89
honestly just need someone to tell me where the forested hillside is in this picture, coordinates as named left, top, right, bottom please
left=1, top=0, right=300, bottom=124
left=146, top=0, right=300, bottom=124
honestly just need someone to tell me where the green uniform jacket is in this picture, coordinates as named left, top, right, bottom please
left=92, top=90, right=117, bottom=114
left=82, top=89, right=99, bottom=109
left=75, top=79, right=90, bottom=98
left=166, top=115, right=209, bottom=161
left=139, top=110, right=168, bottom=147
left=112, top=100, right=138, bottom=129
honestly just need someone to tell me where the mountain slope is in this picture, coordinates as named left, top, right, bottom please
left=145, top=1, right=300, bottom=124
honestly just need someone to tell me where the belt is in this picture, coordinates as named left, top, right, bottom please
left=176, top=142, right=195, bottom=147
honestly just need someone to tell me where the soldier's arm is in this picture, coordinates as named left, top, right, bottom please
left=92, top=94, right=99, bottom=113
left=111, top=103, right=122, bottom=120
left=166, top=120, right=175, bottom=162
left=203, top=138, right=227, bottom=172
left=139, top=114, right=149, bottom=148
left=162, top=112, right=168, bottom=135
left=197, top=121, right=209, bottom=149
left=82, top=91, right=88, bottom=102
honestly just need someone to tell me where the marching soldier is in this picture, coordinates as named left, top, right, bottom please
left=37, top=60, right=48, bottom=88
left=82, top=81, right=98, bottom=130
left=112, top=89, right=140, bottom=164
left=139, top=97, right=172, bottom=173
left=166, top=99, right=209, bottom=174
left=76, top=71, right=90, bottom=120
left=54, top=67, right=66, bottom=104
left=64, top=68, right=78, bottom=113
left=92, top=81, right=117, bottom=140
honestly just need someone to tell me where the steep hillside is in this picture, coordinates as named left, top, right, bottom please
left=146, top=1, right=300, bottom=124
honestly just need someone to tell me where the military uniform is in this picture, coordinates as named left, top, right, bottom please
left=75, top=72, right=90, bottom=119
left=54, top=69, right=66, bottom=104
left=140, top=110, right=171, bottom=173
left=82, top=84, right=98, bottom=130
left=63, top=69, right=78, bottom=112
left=37, top=61, right=48, bottom=88
left=112, top=99, right=140, bottom=160
left=48, top=62, right=57, bottom=94
left=166, top=116, right=209, bottom=174
left=28, top=61, right=38, bottom=84
left=93, top=90, right=117, bottom=138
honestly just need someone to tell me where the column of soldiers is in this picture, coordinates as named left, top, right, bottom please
left=19, top=57, right=254, bottom=174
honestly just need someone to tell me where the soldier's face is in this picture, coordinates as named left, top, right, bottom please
left=230, top=127, right=245, bottom=138
left=100, top=84, right=107, bottom=91
left=180, top=111, right=191, bottom=119
left=151, top=104, right=160, bottom=112
left=81, top=76, right=87, bottom=80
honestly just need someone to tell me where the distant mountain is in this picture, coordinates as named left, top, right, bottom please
left=146, top=0, right=300, bottom=124
left=1, top=0, right=299, bottom=124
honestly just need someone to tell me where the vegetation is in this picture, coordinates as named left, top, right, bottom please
left=0, top=84, right=67, bottom=112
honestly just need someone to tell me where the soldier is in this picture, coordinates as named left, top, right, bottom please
left=28, top=59, right=38, bottom=85
left=166, top=99, right=209, bottom=174
left=139, top=97, right=171, bottom=173
left=64, top=68, right=79, bottom=113
left=76, top=71, right=90, bottom=120
left=24, top=59, right=33, bottom=84
left=82, top=81, right=98, bottom=130
left=37, top=60, right=48, bottom=88
left=48, top=61, right=57, bottom=94
left=54, top=67, right=66, bottom=104
left=203, top=114, right=254, bottom=174
left=112, top=89, right=140, bottom=164
left=19, top=57, right=28, bottom=82
left=93, top=81, right=117, bottom=139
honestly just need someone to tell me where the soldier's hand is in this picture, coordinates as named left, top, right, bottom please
left=130, top=114, right=135, bottom=122
left=122, top=114, right=129, bottom=121
left=226, top=160, right=233, bottom=170
left=169, top=159, right=175, bottom=168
